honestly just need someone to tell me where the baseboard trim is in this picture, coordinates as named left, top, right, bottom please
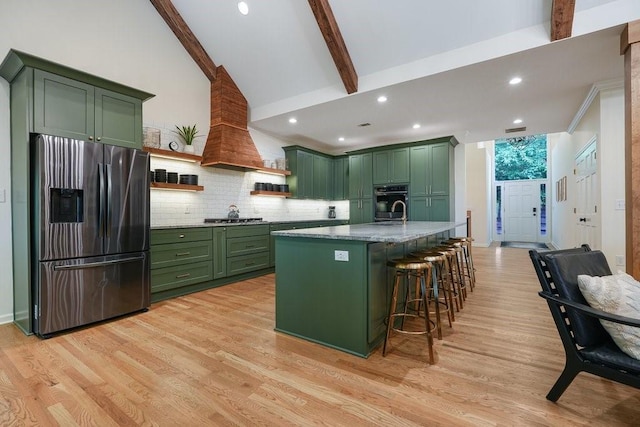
left=0, top=312, right=14, bottom=325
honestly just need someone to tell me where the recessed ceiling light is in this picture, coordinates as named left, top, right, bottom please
left=509, top=77, right=522, bottom=85
left=412, top=124, right=421, bottom=129
left=288, top=117, right=297, bottom=124
left=377, top=95, right=387, bottom=103
left=338, top=137, right=345, bottom=142
left=238, top=1, right=249, bottom=15
left=513, top=118, right=523, bottom=124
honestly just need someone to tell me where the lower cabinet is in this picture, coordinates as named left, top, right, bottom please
left=226, top=225, right=270, bottom=275
left=409, top=195, right=450, bottom=221
left=349, top=199, right=374, bottom=224
left=150, top=228, right=214, bottom=294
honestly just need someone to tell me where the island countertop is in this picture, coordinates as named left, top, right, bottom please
left=271, top=221, right=466, bottom=243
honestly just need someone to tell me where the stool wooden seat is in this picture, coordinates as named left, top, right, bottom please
left=383, top=257, right=438, bottom=364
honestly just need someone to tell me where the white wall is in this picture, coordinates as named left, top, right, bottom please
left=549, top=131, right=576, bottom=250
left=548, top=86, right=626, bottom=269
left=463, top=142, right=489, bottom=246
left=598, top=87, right=626, bottom=269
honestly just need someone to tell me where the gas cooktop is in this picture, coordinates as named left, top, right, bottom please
left=204, top=218, right=264, bottom=224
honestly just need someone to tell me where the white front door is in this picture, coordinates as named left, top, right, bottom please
left=503, top=181, right=539, bottom=242
left=575, top=139, right=599, bottom=249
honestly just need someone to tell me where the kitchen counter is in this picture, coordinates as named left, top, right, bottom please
left=274, top=220, right=465, bottom=357
left=271, top=221, right=464, bottom=243
left=150, top=219, right=348, bottom=230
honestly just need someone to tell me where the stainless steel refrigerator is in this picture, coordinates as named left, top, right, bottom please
left=32, top=134, right=150, bottom=337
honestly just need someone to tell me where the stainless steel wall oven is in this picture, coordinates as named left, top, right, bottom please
left=374, top=185, right=408, bottom=221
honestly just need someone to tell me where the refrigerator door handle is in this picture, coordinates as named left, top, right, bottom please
left=106, top=163, right=112, bottom=237
left=53, top=255, right=145, bottom=271
left=98, top=163, right=105, bottom=238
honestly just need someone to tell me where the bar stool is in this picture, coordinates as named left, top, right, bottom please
left=445, top=237, right=476, bottom=292
left=427, top=245, right=465, bottom=310
left=409, top=250, right=455, bottom=325
left=383, top=257, right=439, bottom=364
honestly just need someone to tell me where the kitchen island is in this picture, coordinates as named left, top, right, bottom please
left=272, top=221, right=465, bottom=357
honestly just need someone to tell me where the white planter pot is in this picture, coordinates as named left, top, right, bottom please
left=183, top=145, right=195, bottom=154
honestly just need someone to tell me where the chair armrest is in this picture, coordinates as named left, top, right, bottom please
left=539, top=291, right=640, bottom=328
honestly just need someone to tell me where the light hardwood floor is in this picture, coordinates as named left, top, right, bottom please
left=1, top=247, right=640, bottom=426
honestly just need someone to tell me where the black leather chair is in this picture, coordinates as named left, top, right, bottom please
left=529, top=245, right=640, bottom=402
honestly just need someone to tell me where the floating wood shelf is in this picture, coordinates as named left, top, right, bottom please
left=144, top=147, right=202, bottom=162
left=255, top=166, right=291, bottom=176
left=250, top=190, right=292, bottom=197
left=151, top=182, right=204, bottom=192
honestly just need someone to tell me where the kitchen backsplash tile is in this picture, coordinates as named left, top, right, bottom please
left=149, top=156, right=349, bottom=226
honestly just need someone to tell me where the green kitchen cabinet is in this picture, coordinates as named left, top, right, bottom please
left=226, top=225, right=270, bottom=276
left=284, top=146, right=333, bottom=200
left=348, top=153, right=373, bottom=224
left=349, top=198, right=374, bottom=224
left=332, top=156, right=348, bottom=200
left=409, top=141, right=453, bottom=221
left=348, top=153, right=373, bottom=200
left=150, top=228, right=214, bottom=295
left=34, top=69, right=143, bottom=148
left=313, top=154, right=332, bottom=199
left=212, top=227, right=227, bottom=279
left=409, top=195, right=450, bottom=221
left=373, top=148, right=410, bottom=184
left=410, top=142, right=452, bottom=197
left=269, top=220, right=349, bottom=267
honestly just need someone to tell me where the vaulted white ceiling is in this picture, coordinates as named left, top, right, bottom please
left=171, top=0, right=639, bottom=153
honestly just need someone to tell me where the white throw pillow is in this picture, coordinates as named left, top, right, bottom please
left=577, top=271, right=640, bottom=360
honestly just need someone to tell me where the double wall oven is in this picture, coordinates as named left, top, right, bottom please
left=374, top=184, right=409, bottom=221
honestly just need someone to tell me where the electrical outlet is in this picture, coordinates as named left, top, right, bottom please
left=616, top=255, right=625, bottom=266
left=334, top=250, right=349, bottom=262
left=0, top=188, right=5, bottom=203
left=615, top=199, right=625, bottom=210
left=185, top=205, right=191, bottom=214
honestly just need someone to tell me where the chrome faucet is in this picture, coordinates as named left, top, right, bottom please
left=391, top=200, right=407, bottom=224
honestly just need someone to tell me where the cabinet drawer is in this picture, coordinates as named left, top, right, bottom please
left=226, top=252, right=270, bottom=276
left=151, top=261, right=213, bottom=293
left=227, top=235, right=270, bottom=257
left=151, top=228, right=212, bottom=245
left=150, top=241, right=212, bottom=269
left=226, top=224, right=269, bottom=239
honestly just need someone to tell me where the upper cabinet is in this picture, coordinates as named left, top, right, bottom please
left=372, top=148, right=410, bottom=184
left=410, top=142, right=452, bottom=197
left=0, top=49, right=154, bottom=149
left=348, top=153, right=373, bottom=200
left=284, top=146, right=333, bottom=200
left=34, top=70, right=143, bottom=148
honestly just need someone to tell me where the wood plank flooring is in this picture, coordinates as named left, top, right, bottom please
left=1, top=246, right=640, bottom=426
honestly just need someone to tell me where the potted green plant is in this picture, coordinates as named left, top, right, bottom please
left=174, top=124, right=200, bottom=154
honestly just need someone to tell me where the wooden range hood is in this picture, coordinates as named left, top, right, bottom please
left=200, top=66, right=264, bottom=170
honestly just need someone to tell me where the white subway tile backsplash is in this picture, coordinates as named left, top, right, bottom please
left=149, top=156, right=349, bottom=226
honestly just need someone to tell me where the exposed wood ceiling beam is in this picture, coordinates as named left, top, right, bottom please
left=551, top=0, right=576, bottom=41
left=149, top=0, right=217, bottom=81
left=308, top=0, right=358, bottom=94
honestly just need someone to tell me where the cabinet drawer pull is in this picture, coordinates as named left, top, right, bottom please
left=88, top=135, right=94, bottom=141
left=178, top=234, right=185, bottom=238
left=175, top=252, right=191, bottom=256
left=176, top=273, right=191, bottom=279
left=245, top=261, right=255, bottom=266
